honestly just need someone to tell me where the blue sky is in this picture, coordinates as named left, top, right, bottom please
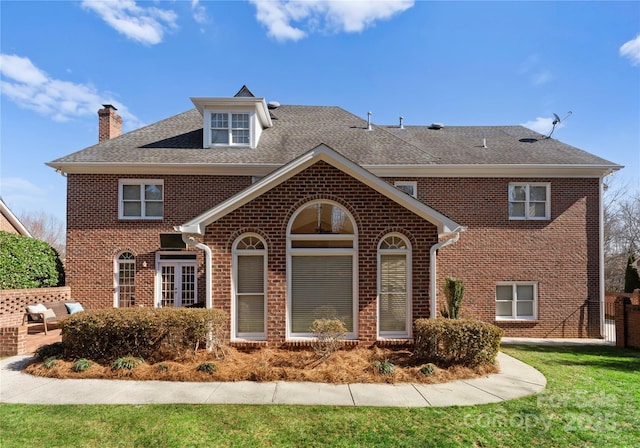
left=1, top=0, right=638, bottom=224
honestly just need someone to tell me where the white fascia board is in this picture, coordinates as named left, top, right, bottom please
left=0, top=198, right=32, bottom=237
left=176, top=144, right=462, bottom=235
left=190, top=97, right=272, bottom=128
left=45, top=162, right=281, bottom=176
left=366, top=164, right=624, bottom=178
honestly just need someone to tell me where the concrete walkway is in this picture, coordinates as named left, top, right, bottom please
left=0, top=352, right=546, bottom=407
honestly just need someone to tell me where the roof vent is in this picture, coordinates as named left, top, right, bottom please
left=399, top=116, right=404, bottom=129
left=429, top=123, right=444, bottom=130
left=267, top=101, right=280, bottom=109
left=366, top=111, right=372, bottom=131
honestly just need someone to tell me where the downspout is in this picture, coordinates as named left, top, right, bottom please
left=180, top=234, right=212, bottom=309
left=598, top=175, right=606, bottom=338
left=430, top=227, right=466, bottom=319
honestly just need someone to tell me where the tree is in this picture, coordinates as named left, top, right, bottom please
left=624, top=254, right=640, bottom=293
left=17, top=210, right=65, bottom=262
left=0, top=231, right=65, bottom=289
left=603, top=180, right=640, bottom=291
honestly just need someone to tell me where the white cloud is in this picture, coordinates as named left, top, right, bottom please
left=81, top=0, right=178, bottom=45
left=620, top=35, right=640, bottom=66
left=1, top=177, right=46, bottom=196
left=0, top=53, right=141, bottom=128
left=192, top=0, right=207, bottom=25
left=521, top=116, right=564, bottom=135
left=519, top=55, right=552, bottom=87
left=249, top=0, right=414, bottom=42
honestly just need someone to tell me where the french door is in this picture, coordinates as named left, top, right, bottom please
left=157, top=255, right=197, bottom=307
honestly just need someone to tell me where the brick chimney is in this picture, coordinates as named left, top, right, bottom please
left=98, top=104, right=122, bottom=142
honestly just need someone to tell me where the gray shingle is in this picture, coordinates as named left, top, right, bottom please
left=49, top=105, right=618, bottom=168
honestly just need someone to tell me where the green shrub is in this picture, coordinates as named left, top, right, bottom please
left=414, top=318, right=503, bottom=367
left=72, top=358, right=92, bottom=372
left=0, top=231, right=64, bottom=289
left=34, top=342, right=64, bottom=361
left=310, top=318, right=347, bottom=358
left=61, top=307, right=228, bottom=363
left=440, top=277, right=464, bottom=319
left=156, top=364, right=169, bottom=373
left=111, top=356, right=144, bottom=370
left=43, top=356, right=58, bottom=369
left=372, top=359, right=395, bottom=376
left=420, top=363, right=437, bottom=376
left=196, top=362, right=217, bottom=373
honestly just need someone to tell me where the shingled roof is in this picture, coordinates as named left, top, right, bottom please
left=48, top=101, right=620, bottom=174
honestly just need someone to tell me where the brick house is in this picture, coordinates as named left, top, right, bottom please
left=47, top=86, right=622, bottom=344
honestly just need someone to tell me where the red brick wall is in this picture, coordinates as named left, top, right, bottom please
left=626, top=305, right=640, bottom=349
left=0, top=287, right=72, bottom=327
left=66, top=174, right=251, bottom=308
left=0, top=326, right=26, bottom=357
left=413, top=177, right=601, bottom=338
left=65, top=169, right=602, bottom=341
left=204, top=162, right=437, bottom=344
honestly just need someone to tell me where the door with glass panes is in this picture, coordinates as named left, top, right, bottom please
left=157, top=255, right=197, bottom=307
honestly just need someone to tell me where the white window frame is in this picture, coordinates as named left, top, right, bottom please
left=495, top=281, right=538, bottom=320
left=377, top=233, right=412, bottom=339
left=508, top=182, right=550, bottom=220
left=394, top=181, right=417, bottom=198
left=286, top=200, right=358, bottom=340
left=118, top=179, right=164, bottom=220
left=204, top=110, right=254, bottom=148
left=114, top=251, right=135, bottom=307
left=154, top=252, right=198, bottom=308
left=232, top=233, right=267, bottom=341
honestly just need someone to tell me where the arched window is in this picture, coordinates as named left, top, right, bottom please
left=287, top=201, right=357, bottom=338
left=378, top=234, right=411, bottom=338
left=233, top=234, right=267, bottom=340
left=115, top=252, right=135, bottom=307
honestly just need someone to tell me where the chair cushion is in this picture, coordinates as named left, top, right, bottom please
left=65, top=302, right=84, bottom=314
left=27, top=303, right=47, bottom=322
left=43, top=308, right=56, bottom=320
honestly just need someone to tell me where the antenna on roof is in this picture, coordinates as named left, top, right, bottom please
left=546, top=111, right=572, bottom=138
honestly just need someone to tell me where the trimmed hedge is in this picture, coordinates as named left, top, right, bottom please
left=61, top=307, right=228, bottom=363
left=414, top=318, right=503, bottom=367
left=0, top=230, right=64, bottom=289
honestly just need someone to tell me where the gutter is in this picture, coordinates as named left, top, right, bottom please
left=179, top=233, right=212, bottom=309
left=599, top=175, right=606, bottom=337
left=430, top=227, right=467, bottom=319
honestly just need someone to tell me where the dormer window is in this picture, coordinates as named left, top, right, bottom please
left=192, top=90, right=273, bottom=150
left=211, top=112, right=250, bottom=145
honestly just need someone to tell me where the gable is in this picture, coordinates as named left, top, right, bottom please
left=175, top=144, right=461, bottom=236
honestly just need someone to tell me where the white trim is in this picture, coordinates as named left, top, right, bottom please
left=495, top=281, right=538, bottom=320
left=0, top=198, right=32, bottom=237
left=175, top=144, right=461, bottom=236
left=377, top=233, right=412, bottom=339
left=154, top=252, right=198, bottom=308
left=190, top=97, right=273, bottom=129
left=508, top=182, right=551, bottom=221
left=394, top=181, right=417, bottom=198
left=231, top=233, right=267, bottom=341
left=114, top=251, right=135, bottom=308
left=118, top=179, right=164, bottom=220
left=47, top=162, right=623, bottom=178
left=286, top=200, right=358, bottom=340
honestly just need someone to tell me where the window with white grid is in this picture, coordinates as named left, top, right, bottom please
left=208, top=112, right=251, bottom=146
left=233, top=234, right=267, bottom=340
left=508, top=183, right=550, bottom=220
left=119, top=180, right=163, bottom=219
left=496, top=282, right=537, bottom=320
left=378, top=234, right=411, bottom=337
left=115, top=252, right=135, bottom=307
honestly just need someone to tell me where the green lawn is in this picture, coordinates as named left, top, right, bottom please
left=1, top=345, right=639, bottom=447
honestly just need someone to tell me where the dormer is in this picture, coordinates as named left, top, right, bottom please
left=191, top=86, right=273, bottom=149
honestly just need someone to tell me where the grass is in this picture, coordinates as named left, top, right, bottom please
left=1, top=345, right=639, bottom=447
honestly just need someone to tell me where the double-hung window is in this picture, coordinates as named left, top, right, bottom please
left=508, top=183, right=550, bottom=220
left=209, top=112, right=250, bottom=146
left=233, top=235, right=267, bottom=340
left=378, top=234, right=411, bottom=338
left=496, top=282, right=537, bottom=320
left=119, top=180, right=163, bottom=219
